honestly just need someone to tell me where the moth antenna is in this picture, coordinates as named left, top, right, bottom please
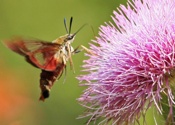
left=73, top=24, right=87, bottom=37
left=74, top=24, right=95, bottom=38
left=69, top=17, right=73, bottom=35
left=64, top=18, right=68, bottom=34
left=89, top=24, right=95, bottom=37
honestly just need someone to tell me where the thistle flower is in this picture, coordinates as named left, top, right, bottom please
left=78, top=0, right=175, bottom=124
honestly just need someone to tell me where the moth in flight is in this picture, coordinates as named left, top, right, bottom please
left=4, top=17, right=92, bottom=101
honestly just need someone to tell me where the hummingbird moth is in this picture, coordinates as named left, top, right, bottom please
left=4, top=17, right=92, bottom=101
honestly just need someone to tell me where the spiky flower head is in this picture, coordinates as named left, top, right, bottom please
left=78, top=0, right=175, bottom=124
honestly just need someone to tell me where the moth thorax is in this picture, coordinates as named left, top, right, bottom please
left=52, top=35, right=67, bottom=44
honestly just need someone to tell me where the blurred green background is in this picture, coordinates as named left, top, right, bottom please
left=0, top=0, right=157, bottom=125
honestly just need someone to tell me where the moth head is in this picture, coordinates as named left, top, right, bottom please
left=53, top=17, right=86, bottom=44
left=53, top=33, right=75, bottom=44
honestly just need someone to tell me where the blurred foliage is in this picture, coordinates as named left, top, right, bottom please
left=0, top=0, right=156, bottom=125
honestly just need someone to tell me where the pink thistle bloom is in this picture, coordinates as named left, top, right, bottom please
left=78, top=0, right=175, bottom=124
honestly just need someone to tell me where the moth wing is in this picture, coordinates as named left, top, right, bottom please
left=4, top=37, right=63, bottom=71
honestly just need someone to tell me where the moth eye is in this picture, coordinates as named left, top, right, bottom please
left=67, top=35, right=73, bottom=40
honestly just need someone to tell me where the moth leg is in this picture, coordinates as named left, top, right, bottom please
left=67, top=44, right=75, bottom=73
left=63, top=65, right=67, bottom=84
left=81, top=45, right=95, bottom=55
left=72, top=45, right=83, bottom=54
left=72, top=45, right=95, bottom=55
left=54, top=54, right=67, bottom=84
left=62, top=54, right=67, bottom=65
